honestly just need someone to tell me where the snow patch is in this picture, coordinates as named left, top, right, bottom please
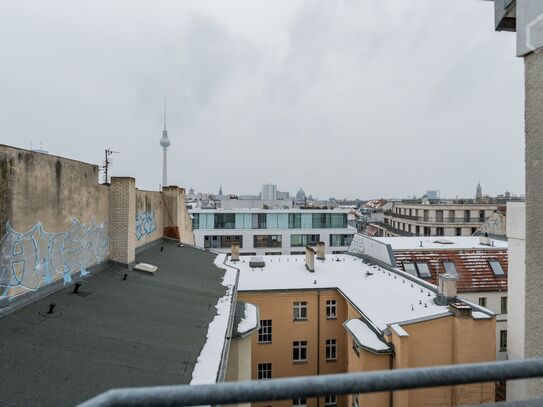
left=237, top=303, right=258, bottom=334
left=345, top=319, right=390, bottom=351
left=191, top=254, right=237, bottom=385
left=472, top=311, right=492, bottom=320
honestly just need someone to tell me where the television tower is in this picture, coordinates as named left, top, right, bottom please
left=160, top=97, right=170, bottom=187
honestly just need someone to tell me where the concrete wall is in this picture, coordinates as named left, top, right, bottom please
left=135, top=189, right=164, bottom=248
left=348, top=234, right=395, bottom=265
left=0, top=145, right=109, bottom=299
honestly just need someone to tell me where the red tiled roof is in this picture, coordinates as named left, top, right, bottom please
left=394, top=249, right=508, bottom=293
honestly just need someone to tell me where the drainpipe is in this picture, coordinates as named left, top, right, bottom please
left=317, top=289, right=321, bottom=407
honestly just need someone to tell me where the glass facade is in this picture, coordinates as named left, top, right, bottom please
left=291, top=234, right=320, bottom=247
left=193, top=212, right=347, bottom=230
left=329, top=234, right=353, bottom=247
left=204, top=235, right=243, bottom=249
left=254, top=235, right=282, bottom=248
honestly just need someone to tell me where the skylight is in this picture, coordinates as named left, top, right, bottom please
left=489, top=260, right=505, bottom=276
left=443, top=261, right=458, bottom=277
left=415, top=262, right=432, bottom=278
left=403, top=262, right=417, bottom=277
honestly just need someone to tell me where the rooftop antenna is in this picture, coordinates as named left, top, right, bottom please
left=100, top=148, right=119, bottom=185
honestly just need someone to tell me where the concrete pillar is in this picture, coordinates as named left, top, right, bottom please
left=305, top=246, right=315, bottom=272
left=316, top=241, right=325, bottom=260
left=231, top=242, right=240, bottom=262
left=109, top=177, right=136, bottom=267
left=523, top=47, right=543, bottom=399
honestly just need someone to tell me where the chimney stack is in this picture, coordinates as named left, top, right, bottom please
left=316, top=241, right=326, bottom=260
left=305, top=246, right=315, bottom=272
left=435, top=273, right=458, bottom=305
left=448, top=302, right=472, bottom=319
left=231, top=242, right=240, bottom=262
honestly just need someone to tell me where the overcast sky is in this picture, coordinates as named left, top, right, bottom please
left=0, top=0, right=524, bottom=200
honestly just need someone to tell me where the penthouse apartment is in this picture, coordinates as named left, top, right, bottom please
left=380, top=201, right=500, bottom=237
left=229, top=243, right=497, bottom=407
left=190, top=208, right=356, bottom=255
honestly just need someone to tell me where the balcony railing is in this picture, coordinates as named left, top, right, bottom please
left=79, top=358, right=543, bottom=407
left=386, top=213, right=486, bottom=224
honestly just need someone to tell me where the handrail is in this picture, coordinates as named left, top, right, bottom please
left=79, top=358, right=543, bottom=407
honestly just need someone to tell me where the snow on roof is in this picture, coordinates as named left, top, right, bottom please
left=374, top=236, right=508, bottom=251
left=472, top=311, right=492, bottom=320
left=391, top=323, right=409, bottom=337
left=345, top=319, right=391, bottom=352
left=237, top=303, right=258, bottom=334
left=191, top=256, right=238, bottom=385
left=229, top=254, right=449, bottom=331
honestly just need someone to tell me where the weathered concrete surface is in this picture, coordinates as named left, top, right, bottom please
left=524, top=49, right=543, bottom=399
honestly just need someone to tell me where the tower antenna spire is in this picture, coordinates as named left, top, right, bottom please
left=163, top=96, right=167, bottom=131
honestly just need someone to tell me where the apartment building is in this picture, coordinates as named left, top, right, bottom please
left=190, top=208, right=356, bottom=255
left=369, top=235, right=509, bottom=361
left=231, top=246, right=496, bottom=407
left=380, top=202, right=500, bottom=237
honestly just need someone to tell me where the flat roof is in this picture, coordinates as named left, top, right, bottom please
left=373, top=236, right=508, bottom=250
left=0, top=241, right=231, bottom=406
left=190, top=208, right=350, bottom=214
left=230, top=254, right=459, bottom=331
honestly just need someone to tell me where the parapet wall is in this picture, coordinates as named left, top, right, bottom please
left=0, top=144, right=193, bottom=304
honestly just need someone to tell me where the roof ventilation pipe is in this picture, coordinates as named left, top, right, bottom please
left=435, top=273, right=458, bottom=306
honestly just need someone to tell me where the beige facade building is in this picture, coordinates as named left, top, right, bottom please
left=227, top=245, right=497, bottom=407
left=380, top=202, right=501, bottom=238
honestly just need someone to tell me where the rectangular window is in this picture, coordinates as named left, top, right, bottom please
left=443, top=261, right=458, bottom=277
left=500, top=330, right=507, bottom=351
left=326, top=300, right=337, bottom=319
left=501, top=297, right=508, bottom=314
left=436, top=227, right=444, bottom=236
left=352, top=394, right=359, bottom=407
left=291, top=234, right=320, bottom=247
left=330, top=234, right=353, bottom=247
left=489, top=259, right=505, bottom=276
left=326, top=339, right=337, bottom=361
left=289, top=213, right=301, bottom=229
left=456, top=227, right=462, bottom=236
left=258, top=320, right=272, bottom=343
left=479, top=297, right=487, bottom=307
left=192, top=213, right=200, bottom=229
left=325, top=395, right=337, bottom=407
left=403, top=262, right=417, bottom=277
left=257, top=363, right=272, bottom=380
left=293, top=399, right=307, bottom=407
left=254, top=235, right=282, bottom=248
left=293, top=341, right=308, bottom=362
left=436, top=210, right=443, bottom=222
left=293, top=301, right=308, bottom=320
left=214, top=213, right=236, bottom=229
left=415, top=262, right=432, bottom=278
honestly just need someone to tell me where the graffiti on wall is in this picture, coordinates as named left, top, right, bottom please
left=0, top=219, right=108, bottom=298
left=135, top=210, right=156, bottom=240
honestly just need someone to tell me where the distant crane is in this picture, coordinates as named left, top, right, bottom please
left=100, top=148, right=119, bottom=185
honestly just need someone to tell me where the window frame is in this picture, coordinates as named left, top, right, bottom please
left=500, top=330, right=507, bottom=351
left=442, top=261, right=458, bottom=277
left=501, top=296, right=508, bottom=314
left=325, top=395, right=337, bottom=407
left=479, top=297, right=487, bottom=307
left=293, top=340, right=308, bottom=362
left=326, top=300, right=337, bottom=319
left=326, top=339, right=337, bottom=361
left=293, top=398, right=307, bottom=407
left=257, top=363, right=272, bottom=380
left=415, top=262, right=432, bottom=278
left=489, top=259, right=506, bottom=276
left=293, top=301, right=308, bottom=321
left=258, top=319, right=272, bottom=344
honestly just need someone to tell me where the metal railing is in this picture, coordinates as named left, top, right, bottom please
left=79, top=358, right=543, bottom=407
left=386, top=213, right=486, bottom=224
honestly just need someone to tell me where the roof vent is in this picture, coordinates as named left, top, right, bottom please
left=249, top=256, right=265, bottom=268
left=479, top=236, right=492, bottom=246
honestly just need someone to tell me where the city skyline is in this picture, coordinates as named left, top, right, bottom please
left=0, top=0, right=524, bottom=199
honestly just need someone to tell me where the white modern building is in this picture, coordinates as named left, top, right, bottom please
left=190, top=208, right=356, bottom=255
left=262, top=183, right=277, bottom=201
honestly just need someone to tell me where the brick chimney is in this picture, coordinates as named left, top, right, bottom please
left=305, top=246, right=315, bottom=272
left=448, top=302, right=472, bottom=319
left=316, top=241, right=326, bottom=260
left=230, top=242, right=240, bottom=262
left=435, top=273, right=458, bottom=305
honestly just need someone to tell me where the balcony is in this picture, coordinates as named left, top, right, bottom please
left=386, top=213, right=486, bottom=224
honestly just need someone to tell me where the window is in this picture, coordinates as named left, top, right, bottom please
left=443, top=261, right=458, bottom=277
left=352, top=394, right=359, bottom=407
left=192, top=213, right=200, bottom=229
left=293, top=399, right=307, bottom=407
left=436, top=227, right=444, bottom=236
left=214, top=213, right=236, bottom=229
left=415, top=262, right=432, bottom=278
left=293, top=301, right=308, bottom=320
left=489, top=259, right=505, bottom=276
left=257, top=363, right=272, bottom=380
left=254, top=235, right=282, bottom=248
left=500, top=330, right=507, bottom=351
left=326, top=300, right=337, bottom=319
left=330, top=234, right=353, bottom=247
left=258, top=320, right=272, bottom=343
left=289, top=213, right=301, bottom=229
left=325, top=395, right=337, bottom=407
left=326, top=339, right=337, bottom=361
left=291, top=234, right=320, bottom=247
left=456, top=227, right=461, bottom=236
left=403, top=262, right=417, bottom=277
left=252, top=213, right=267, bottom=229
left=479, top=297, right=487, bottom=307
left=501, top=297, right=508, bottom=314
left=293, top=341, right=308, bottom=362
